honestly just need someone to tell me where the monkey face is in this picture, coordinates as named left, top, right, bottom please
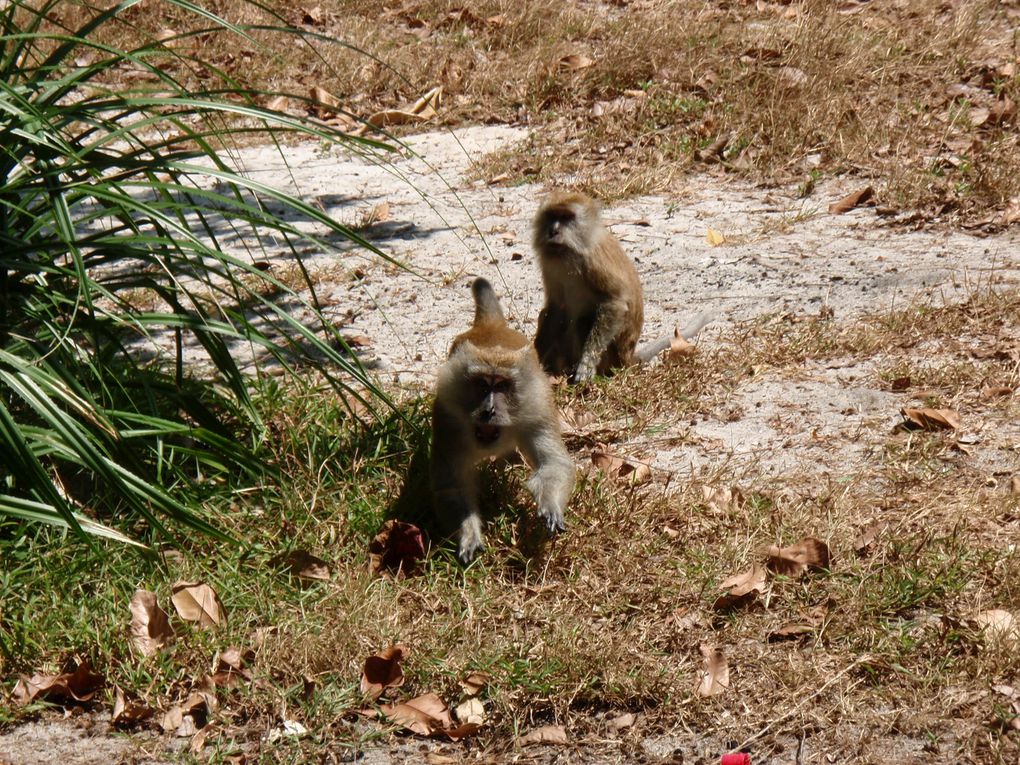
left=467, top=374, right=515, bottom=444
left=539, top=208, right=576, bottom=248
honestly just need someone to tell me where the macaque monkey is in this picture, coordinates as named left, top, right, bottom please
left=431, top=278, right=576, bottom=563
left=533, top=191, right=711, bottom=381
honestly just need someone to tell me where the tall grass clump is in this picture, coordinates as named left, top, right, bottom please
left=0, top=0, right=393, bottom=543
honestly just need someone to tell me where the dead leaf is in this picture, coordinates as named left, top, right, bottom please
left=211, top=647, right=254, bottom=688
left=705, top=228, right=726, bottom=246
left=190, top=723, right=216, bottom=754
left=559, top=406, right=596, bottom=436
left=454, top=697, right=486, bottom=725
left=112, top=685, right=154, bottom=727
left=777, top=66, right=808, bottom=88
left=696, top=644, right=729, bottom=696
left=368, top=520, right=426, bottom=578
left=271, top=550, right=331, bottom=581
left=607, top=712, right=636, bottom=732
left=558, top=54, right=594, bottom=71
left=129, top=589, right=174, bottom=657
left=828, top=186, right=874, bottom=214
left=425, top=755, right=458, bottom=765
left=702, top=485, right=743, bottom=514
left=265, top=95, right=290, bottom=112
left=12, top=658, right=104, bottom=706
left=309, top=85, right=340, bottom=112
left=766, top=537, right=831, bottom=577
left=853, top=520, right=889, bottom=556
left=359, top=201, right=391, bottom=227
left=981, top=385, right=1013, bottom=399
left=361, top=645, right=406, bottom=701
left=381, top=693, right=480, bottom=739
left=713, top=564, right=766, bottom=611
left=970, top=106, right=990, bottom=127
left=890, top=375, right=912, bottom=391
left=900, top=407, right=961, bottom=431
left=591, top=446, right=652, bottom=485
left=1011, top=476, right=1020, bottom=495
left=171, top=581, right=226, bottom=628
left=459, top=670, right=490, bottom=696
left=160, top=687, right=214, bottom=735
left=767, top=622, right=816, bottom=642
left=666, top=328, right=696, bottom=360
left=519, top=724, right=569, bottom=745
left=367, top=86, right=442, bottom=128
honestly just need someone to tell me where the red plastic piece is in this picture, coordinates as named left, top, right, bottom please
left=721, top=754, right=750, bottom=765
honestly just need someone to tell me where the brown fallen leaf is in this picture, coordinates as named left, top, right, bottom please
left=12, top=658, right=104, bottom=706
left=828, top=186, right=874, bottom=214
left=767, top=622, right=816, bottom=642
left=129, top=589, right=174, bottom=658
left=558, top=53, right=594, bottom=71
left=368, top=520, right=426, bottom=578
left=701, top=485, right=744, bottom=514
left=367, top=86, right=442, bottom=128
left=380, top=693, right=481, bottom=739
left=459, top=670, right=490, bottom=697
left=358, top=201, right=391, bottom=227
left=696, top=644, right=729, bottom=697
left=981, top=385, right=1014, bottom=399
left=766, top=537, right=831, bottom=578
left=171, top=581, right=226, bottom=628
left=425, top=755, right=458, bottom=765
left=112, top=685, right=154, bottom=727
left=665, top=328, right=696, bottom=361
left=853, top=520, right=889, bottom=556
left=591, top=446, right=652, bottom=485
left=713, top=564, right=766, bottom=611
left=309, top=85, right=340, bottom=111
left=454, top=696, right=486, bottom=725
left=607, top=712, right=636, bottom=732
left=160, top=686, right=215, bottom=735
left=705, top=228, right=726, bottom=246
left=211, top=646, right=254, bottom=688
left=361, top=645, right=407, bottom=701
left=900, top=407, right=961, bottom=431
left=271, top=550, right=331, bottom=581
left=519, top=724, right=569, bottom=745
left=1011, top=475, right=1020, bottom=495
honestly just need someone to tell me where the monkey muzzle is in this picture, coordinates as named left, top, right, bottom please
left=474, top=424, right=502, bottom=445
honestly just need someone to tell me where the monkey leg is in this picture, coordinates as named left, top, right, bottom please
left=430, top=411, right=486, bottom=563
left=573, top=299, right=628, bottom=382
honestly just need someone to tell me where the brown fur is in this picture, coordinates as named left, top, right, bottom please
left=431, top=278, right=575, bottom=563
left=532, top=191, right=644, bottom=381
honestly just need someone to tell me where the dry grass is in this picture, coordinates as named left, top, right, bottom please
left=201, top=288, right=1018, bottom=762
left=62, top=0, right=1020, bottom=225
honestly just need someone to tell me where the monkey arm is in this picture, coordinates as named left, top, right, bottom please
left=430, top=403, right=485, bottom=562
left=573, top=298, right=629, bottom=382
left=518, top=425, right=575, bottom=534
left=534, top=305, right=568, bottom=376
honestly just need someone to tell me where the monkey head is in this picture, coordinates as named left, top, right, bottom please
left=533, top=191, right=602, bottom=255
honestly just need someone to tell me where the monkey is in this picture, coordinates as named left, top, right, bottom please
left=532, top=191, right=712, bottom=382
left=431, top=277, right=576, bottom=563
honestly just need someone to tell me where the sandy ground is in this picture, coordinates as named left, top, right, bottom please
left=2, top=125, right=1018, bottom=765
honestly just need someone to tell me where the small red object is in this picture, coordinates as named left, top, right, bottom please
left=721, top=754, right=750, bottom=765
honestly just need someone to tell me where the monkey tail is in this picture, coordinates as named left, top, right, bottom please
left=471, top=278, right=506, bottom=326
left=634, top=311, right=714, bottom=363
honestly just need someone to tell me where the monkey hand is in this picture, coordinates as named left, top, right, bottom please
left=457, top=515, right=486, bottom=564
left=537, top=505, right=567, bottom=535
